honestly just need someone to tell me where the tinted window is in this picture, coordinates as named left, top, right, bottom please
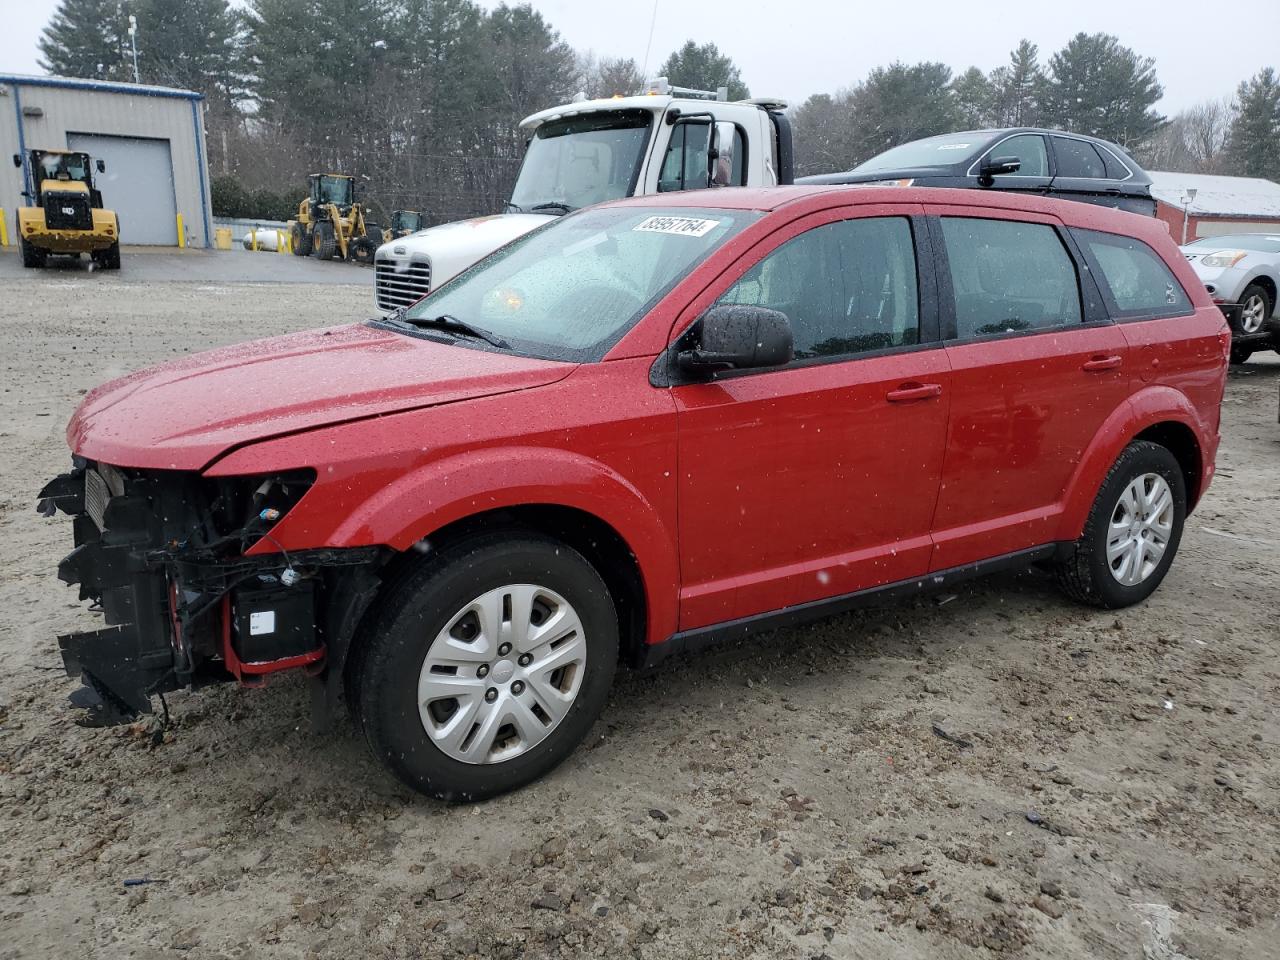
left=717, top=217, right=920, bottom=359
left=1053, top=137, right=1108, bottom=179
left=940, top=218, right=1082, bottom=338
left=985, top=134, right=1048, bottom=178
left=1098, top=146, right=1130, bottom=180
left=1077, top=230, right=1192, bottom=319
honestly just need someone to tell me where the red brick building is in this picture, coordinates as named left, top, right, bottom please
left=1150, top=172, right=1280, bottom=245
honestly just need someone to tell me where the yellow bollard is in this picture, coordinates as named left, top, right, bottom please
left=277, top=229, right=287, bottom=254
left=0, top=209, right=8, bottom=247
left=176, top=213, right=186, bottom=248
left=213, top=226, right=232, bottom=250
left=250, top=228, right=258, bottom=251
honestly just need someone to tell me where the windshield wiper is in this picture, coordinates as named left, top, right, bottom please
left=528, top=201, right=575, bottom=215
left=394, top=312, right=510, bottom=349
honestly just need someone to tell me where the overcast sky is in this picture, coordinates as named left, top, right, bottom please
left=3, top=0, right=1276, bottom=114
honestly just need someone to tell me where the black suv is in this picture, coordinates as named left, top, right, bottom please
left=801, top=128, right=1156, bottom=217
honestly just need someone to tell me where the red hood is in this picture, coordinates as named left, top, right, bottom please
left=69, top=323, right=574, bottom=470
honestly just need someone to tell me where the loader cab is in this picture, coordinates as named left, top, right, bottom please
left=308, top=174, right=356, bottom=219
left=14, top=149, right=106, bottom=208
left=390, top=210, right=422, bottom=236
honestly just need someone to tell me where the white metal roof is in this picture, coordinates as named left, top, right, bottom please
left=1148, top=171, right=1280, bottom=218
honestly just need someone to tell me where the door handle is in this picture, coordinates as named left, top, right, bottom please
left=1081, top=355, right=1123, bottom=372
left=886, top=382, right=943, bottom=403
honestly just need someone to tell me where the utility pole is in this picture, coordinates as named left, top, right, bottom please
left=128, top=15, right=140, bottom=84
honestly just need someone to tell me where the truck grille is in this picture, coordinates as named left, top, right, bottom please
left=44, top=192, right=94, bottom=231
left=375, top=257, right=431, bottom=311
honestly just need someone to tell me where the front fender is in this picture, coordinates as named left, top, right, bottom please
left=235, top=443, right=680, bottom=645
left=1056, top=386, right=1213, bottom=541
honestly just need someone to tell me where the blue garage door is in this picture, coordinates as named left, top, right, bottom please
left=66, top=133, right=178, bottom=245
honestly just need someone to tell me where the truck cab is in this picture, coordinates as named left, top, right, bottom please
left=373, top=80, right=792, bottom=311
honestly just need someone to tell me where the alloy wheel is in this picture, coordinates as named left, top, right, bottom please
left=417, top=584, right=587, bottom=764
left=1240, top=293, right=1267, bottom=334
left=1106, top=473, right=1174, bottom=586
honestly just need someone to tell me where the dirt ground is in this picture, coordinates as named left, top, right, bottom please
left=1, top=273, right=1277, bottom=960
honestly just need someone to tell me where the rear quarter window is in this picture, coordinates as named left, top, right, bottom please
left=1075, top=229, right=1192, bottom=321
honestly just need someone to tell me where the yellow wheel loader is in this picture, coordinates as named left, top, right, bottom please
left=387, top=209, right=423, bottom=239
left=288, top=173, right=382, bottom=264
left=11, top=149, right=121, bottom=269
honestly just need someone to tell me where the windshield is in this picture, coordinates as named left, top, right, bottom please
left=1186, top=234, right=1280, bottom=253
left=852, top=132, right=990, bottom=174
left=399, top=205, right=759, bottom=362
left=509, top=110, right=653, bottom=212
left=316, top=175, right=353, bottom=206
left=37, top=152, right=90, bottom=183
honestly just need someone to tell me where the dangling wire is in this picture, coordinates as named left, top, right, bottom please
left=639, top=0, right=660, bottom=82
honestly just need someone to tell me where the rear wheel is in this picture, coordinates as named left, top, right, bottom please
left=312, top=221, right=336, bottom=260
left=290, top=221, right=312, bottom=257
left=1056, top=440, right=1186, bottom=608
left=351, top=532, right=618, bottom=801
left=19, top=234, right=45, bottom=268
left=92, top=241, right=121, bottom=270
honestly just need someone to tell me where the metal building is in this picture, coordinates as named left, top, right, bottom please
left=0, top=74, right=212, bottom=248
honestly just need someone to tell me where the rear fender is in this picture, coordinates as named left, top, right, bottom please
left=1056, top=387, right=1209, bottom=542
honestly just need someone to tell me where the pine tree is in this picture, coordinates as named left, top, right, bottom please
left=1225, top=68, right=1280, bottom=179
left=988, top=40, right=1043, bottom=127
left=1041, top=33, right=1164, bottom=149
left=952, top=67, right=995, bottom=129
left=659, top=41, right=749, bottom=100
left=847, top=62, right=959, bottom=162
left=38, top=0, right=132, bottom=81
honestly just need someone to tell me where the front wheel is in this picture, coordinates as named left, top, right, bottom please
left=19, top=234, right=45, bottom=268
left=351, top=532, right=618, bottom=801
left=1056, top=440, right=1186, bottom=608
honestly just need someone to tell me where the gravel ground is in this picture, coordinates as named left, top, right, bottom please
left=1, top=276, right=1277, bottom=960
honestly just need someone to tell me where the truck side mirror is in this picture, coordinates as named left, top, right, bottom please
left=96, top=159, right=106, bottom=173
left=710, top=121, right=737, bottom=187
left=12, top=153, right=21, bottom=168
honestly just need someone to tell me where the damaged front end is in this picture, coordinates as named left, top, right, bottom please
left=38, top=459, right=383, bottom=725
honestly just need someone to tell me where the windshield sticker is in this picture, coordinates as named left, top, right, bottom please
left=936, top=143, right=971, bottom=151
left=633, top=216, right=721, bottom=237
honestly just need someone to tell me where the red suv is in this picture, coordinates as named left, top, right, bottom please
left=40, top=186, right=1229, bottom=800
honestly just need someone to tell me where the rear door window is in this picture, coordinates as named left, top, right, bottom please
left=938, top=217, right=1082, bottom=339
left=1052, top=137, right=1108, bottom=179
left=1075, top=229, right=1192, bottom=320
left=717, top=216, right=921, bottom=359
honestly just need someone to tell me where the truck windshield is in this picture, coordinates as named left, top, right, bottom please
left=37, top=152, right=90, bottom=183
left=316, top=176, right=353, bottom=206
left=509, top=111, right=653, bottom=213
left=398, top=205, right=759, bottom=362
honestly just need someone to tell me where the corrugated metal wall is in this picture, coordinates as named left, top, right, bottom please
left=0, top=78, right=211, bottom=247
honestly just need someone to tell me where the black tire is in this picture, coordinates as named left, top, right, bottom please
left=291, top=221, right=312, bottom=257
left=93, top=241, right=121, bottom=271
left=19, top=234, right=45, bottom=268
left=312, top=221, right=336, bottom=260
left=1056, top=440, right=1186, bottom=609
left=351, top=532, right=618, bottom=801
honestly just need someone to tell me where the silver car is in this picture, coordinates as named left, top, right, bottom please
left=1181, top=233, right=1280, bottom=363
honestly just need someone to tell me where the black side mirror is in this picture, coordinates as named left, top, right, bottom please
left=12, top=153, right=21, bottom=168
left=678, top=304, right=794, bottom=376
left=978, top=155, right=1021, bottom=186
left=96, top=159, right=105, bottom=173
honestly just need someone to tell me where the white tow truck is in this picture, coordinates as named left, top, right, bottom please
left=373, top=79, right=793, bottom=311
